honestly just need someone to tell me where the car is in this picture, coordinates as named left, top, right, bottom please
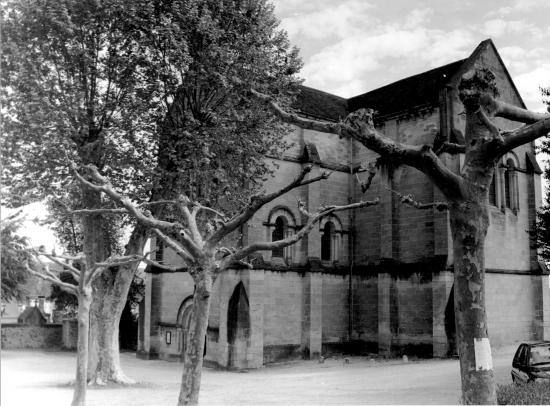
left=511, top=341, right=550, bottom=383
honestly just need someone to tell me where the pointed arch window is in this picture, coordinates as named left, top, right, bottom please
left=504, top=158, right=519, bottom=211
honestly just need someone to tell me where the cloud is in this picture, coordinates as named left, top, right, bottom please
left=495, top=0, right=550, bottom=15
left=403, top=8, right=434, bottom=30
left=481, top=19, right=541, bottom=38
left=301, top=24, right=475, bottom=97
left=499, top=46, right=548, bottom=73
left=514, top=64, right=550, bottom=111
left=278, top=0, right=376, bottom=41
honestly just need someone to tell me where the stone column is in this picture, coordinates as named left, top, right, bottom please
left=247, top=269, right=265, bottom=368
left=432, top=270, right=454, bottom=357
left=378, top=272, right=392, bottom=356
left=301, top=272, right=323, bottom=359
left=305, top=164, right=322, bottom=259
left=137, top=272, right=161, bottom=359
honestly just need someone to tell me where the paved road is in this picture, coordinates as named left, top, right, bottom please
left=1, top=346, right=517, bottom=405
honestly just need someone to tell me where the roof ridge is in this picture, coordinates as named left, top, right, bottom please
left=349, top=59, right=466, bottom=100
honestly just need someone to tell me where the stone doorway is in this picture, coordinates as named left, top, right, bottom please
left=176, top=297, right=193, bottom=361
left=227, top=282, right=250, bottom=369
left=445, top=285, right=457, bottom=357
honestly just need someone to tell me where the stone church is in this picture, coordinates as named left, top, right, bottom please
left=137, top=39, right=550, bottom=369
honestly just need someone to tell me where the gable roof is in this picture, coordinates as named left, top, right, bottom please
left=18, top=306, right=47, bottom=325
left=292, top=86, right=348, bottom=122
left=293, top=39, right=526, bottom=123
left=447, top=39, right=527, bottom=109
left=347, top=59, right=465, bottom=118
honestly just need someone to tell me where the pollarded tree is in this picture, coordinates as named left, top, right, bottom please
left=1, top=0, right=185, bottom=384
left=253, top=69, right=550, bottom=405
left=24, top=248, right=171, bottom=406
left=72, top=163, right=379, bottom=406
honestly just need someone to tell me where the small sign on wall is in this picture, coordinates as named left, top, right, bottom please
left=166, top=331, right=172, bottom=345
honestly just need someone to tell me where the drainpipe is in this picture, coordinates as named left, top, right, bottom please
left=347, top=135, right=355, bottom=342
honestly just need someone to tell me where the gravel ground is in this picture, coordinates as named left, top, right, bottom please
left=1, top=346, right=516, bottom=406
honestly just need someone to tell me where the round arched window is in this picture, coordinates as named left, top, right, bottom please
left=271, top=216, right=287, bottom=258
left=321, top=221, right=335, bottom=261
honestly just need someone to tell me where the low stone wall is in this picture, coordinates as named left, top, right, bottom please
left=1, top=323, right=63, bottom=349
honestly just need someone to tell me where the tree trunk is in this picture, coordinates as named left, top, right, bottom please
left=177, top=272, right=213, bottom=406
left=71, top=286, right=92, bottom=406
left=449, top=198, right=496, bottom=405
left=88, top=292, right=132, bottom=384
left=87, top=225, right=147, bottom=385
left=88, top=271, right=134, bottom=384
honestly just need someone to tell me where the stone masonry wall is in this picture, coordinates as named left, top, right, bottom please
left=353, top=111, right=441, bottom=265
left=322, top=273, right=349, bottom=343
left=391, top=274, right=433, bottom=354
left=486, top=273, right=543, bottom=346
left=1, top=324, right=62, bottom=349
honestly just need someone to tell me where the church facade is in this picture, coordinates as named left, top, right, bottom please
left=137, top=40, right=550, bottom=369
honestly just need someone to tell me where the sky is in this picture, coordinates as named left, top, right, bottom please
left=3, top=0, right=549, bottom=246
left=2, top=203, right=61, bottom=253
left=272, top=0, right=550, bottom=112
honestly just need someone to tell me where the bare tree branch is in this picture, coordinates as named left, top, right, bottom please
left=141, top=257, right=182, bottom=272
left=36, top=252, right=82, bottom=282
left=497, top=116, right=550, bottom=155
left=481, top=94, right=549, bottom=124
left=223, top=198, right=380, bottom=267
left=175, top=195, right=203, bottom=248
left=355, top=161, right=377, bottom=193
left=436, top=142, right=466, bottom=155
left=477, top=108, right=502, bottom=142
left=191, top=203, right=228, bottom=221
left=250, top=89, right=341, bottom=134
left=67, top=200, right=181, bottom=216
left=386, top=187, right=449, bottom=211
left=252, top=90, right=464, bottom=200
left=70, top=162, right=204, bottom=260
left=206, top=164, right=330, bottom=249
left=152, top=228, right=195, bottom=265
left=351, top=121, right=464, bottom=199
left=93, top=254, right=145, bottom=269
left=24, top=262, right=78, bottom=294
left=70, top=208, right=128, bottom=215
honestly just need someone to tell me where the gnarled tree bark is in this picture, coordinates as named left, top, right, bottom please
left=177, top=267, right=214, bottom=406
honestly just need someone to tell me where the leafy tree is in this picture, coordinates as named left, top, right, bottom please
left=1, top=0, right=186, bottom=385
left=254, top=69, right=550, bottom=404
left=534, top=88, right=550, bottom=261
left=2, top=0, right=301, bottom=387
left=25, top=244, right=157, bottom=406
left=0, top=215, right=31, bottom=302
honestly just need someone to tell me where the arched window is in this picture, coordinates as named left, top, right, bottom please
left=320, top=216, right=343, bottom=262
left=321, top=221, right=334, bottom=261
left=271, top=216, right=286, bottom=258
left=267, top=208, right=296, bottom=262
left=504, top=158, right=518, bottom=211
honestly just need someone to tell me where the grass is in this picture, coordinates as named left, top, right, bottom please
left=497, top=381, right=550, bottom=405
